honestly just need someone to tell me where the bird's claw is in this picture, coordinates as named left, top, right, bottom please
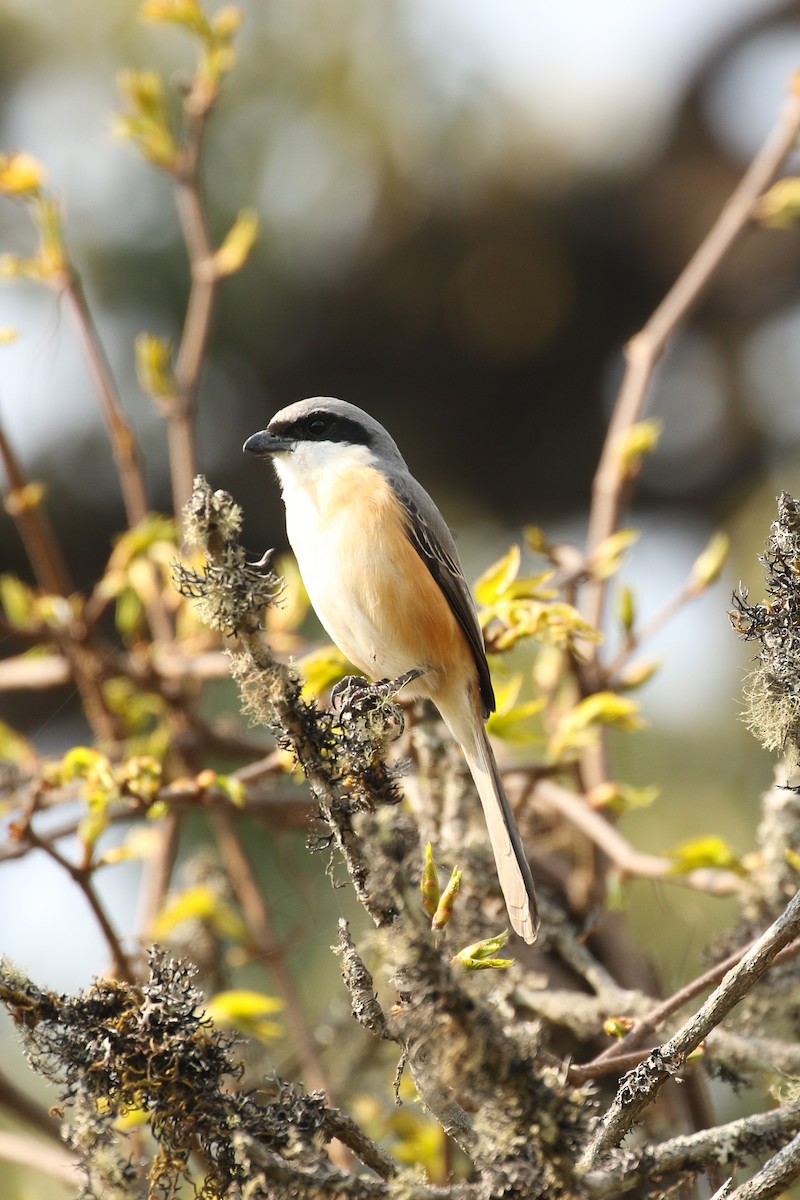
left=331, top=669, right=424, bottom=741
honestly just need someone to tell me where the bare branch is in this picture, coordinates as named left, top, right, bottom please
left=0, top=1131, right=81, bottom=1188
left=210, top=807, right=338, bottom=1099
left=21, top=825, right=135, bottom=983
left=583, top=73, right=800, bottom=634
left=532, top=777, right=741, bottom=894
left=0, top=420, right=72, bottom=596
left=61, top=270, right=149, bottom=529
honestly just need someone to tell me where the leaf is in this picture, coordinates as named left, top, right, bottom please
left=4, top=481, right=45, bottom=517
left=755, top=178, right=800, bottom=229
left=114, top=69, right=177, bottom=170
left=666, top=835, right=743, bottom=876
left=488, top=670, right=545, bottom=738
left=588, top=781, right=660, bottom=814
left=453, top=929, right=513, bottom=971
left=265, top=554, right=308, bottom=638
left=431, top=867, right=462, bottom=931
left=485, top=598, right=601, bottom=653
left=615, top=418, right=663, bottom=476
left=135, top=333, right=175, bottom=399
left=213, top=209, right=259, bottom=277
left=107, top=514, right=178, bottom=572
left=0, top=151, right=45, bottom=196
left=211, top=772, right=246, bottom=808
left=0, top=719, right=36, bottom=767
left=152, top=884, right=247, bottom=941
left=567, top=691, right=645, bottom=731
left=551, top=691, right=644, bottom=759
left=474, top=545, right=521, bottom=606
left=616, top=658, right=660, bottom=691
left=617, top=585, right=635, bottom=634
left=523, top=525, right=551, bottom=555
left=591, top=529, right=638, bottom=581
left=115, top=587, right=145, bottom=638
left=97, top=826, right=162, bottom=867
left=690, top=531, right=729, bottom=593
left=420, top=843, right=440, bottom=918
left=205, top=989, right=284, bottom=1042
left=298, top=644, right=351, bottom=700
left=786, top=847, right=800, bottom=874
left=139, top=0, right=213, bottom=38
left=0, top=574, right=37, bottom=628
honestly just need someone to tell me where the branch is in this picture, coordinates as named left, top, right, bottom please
left=579, top=885, right=800, bottom=1168
left=583, top=73, right=800, bottom=634
left=22, top=825, right=135, bottom=982
left=336, top=919, right=393, bottom=1042
left=166, top=89, right=217, bottom=524
left=725, top=1129, right=800, bottom=1200
left=531, top=777, right=741, bottom=894
left=0, top=420, right=72, bottom=596
left=211, top=807, right=338, bottom=1099
left=0, top=1131, right=81, bottom=1189
left=0, top=1069, right=63, bottom=1144
left=61, top=270, right=149, bottom=529
left=572, top=935, right=800, bottom=1081
left=582, top=1098, right=800, bottom=1198
left=0, top=648, right=231, bottom=692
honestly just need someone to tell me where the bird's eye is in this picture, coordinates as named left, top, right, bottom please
left=308, top=417, right=327, bottom=435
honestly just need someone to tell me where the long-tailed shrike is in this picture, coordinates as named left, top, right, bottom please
left=244, top=398, right=539, bottom=943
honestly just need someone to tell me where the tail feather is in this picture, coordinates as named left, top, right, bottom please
left=461, top=724, right=540, bottom=944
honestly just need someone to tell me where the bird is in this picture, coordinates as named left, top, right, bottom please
left=243, top=398, right=539, bottom=943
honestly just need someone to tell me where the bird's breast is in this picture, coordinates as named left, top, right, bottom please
left=277, top=462, right=471, bottom=689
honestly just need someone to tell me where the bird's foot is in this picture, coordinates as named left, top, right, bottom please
left=331, top=669, right=424, bottom=741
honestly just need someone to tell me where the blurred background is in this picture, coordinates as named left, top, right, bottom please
left=2, top=0, right=800, bottom=1186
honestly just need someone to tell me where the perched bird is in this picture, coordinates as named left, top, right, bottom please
left=244, top=398, right=539, bottom=943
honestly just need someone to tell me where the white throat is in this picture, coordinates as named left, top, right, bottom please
left=272, top=440, right=377, bottom=506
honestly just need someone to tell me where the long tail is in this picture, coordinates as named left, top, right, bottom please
left=460, top=721, right=540, bottom=944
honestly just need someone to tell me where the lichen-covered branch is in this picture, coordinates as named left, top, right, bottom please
left=579, top=885, right=800, bottom=1168
left=582, top=1098, right=800, bottom=1198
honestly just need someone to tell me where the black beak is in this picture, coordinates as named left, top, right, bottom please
left=243, top=429, right=294, bottom=456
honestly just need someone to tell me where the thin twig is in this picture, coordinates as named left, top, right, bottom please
left=60, top=269, right=174, bottom=645
left=167, top=85, right=217, bottom=525
left=573, top=940, right=800, bottom=1084
left=23, top=826, right=134, bottom=982
left=210, top=809, right=337, bottom=1099
left=0, top=1131, right=81, bottom=1188
left=572, top=934, right=800, bottom=1082
left=0, top=1069, right=62, bottom=1144
left=0, top=419, right=72, bottom=596
left=607, top=581, right=694, bottom=683
left=60, top=270, right=149, bottom=529
left=583, top=74, right=800, bottom=635
left=572, top=935, right=757, bottom=1079
left=0, top=648, right=230, bottom=692
left=579, top=885, right=800, bottom=1168
left=135, top=809, right=183, bottom=944
left=529, top=777, right=741, bottom=894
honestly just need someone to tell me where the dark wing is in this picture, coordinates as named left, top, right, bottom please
left=394, top=477, right=495, bottom=718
